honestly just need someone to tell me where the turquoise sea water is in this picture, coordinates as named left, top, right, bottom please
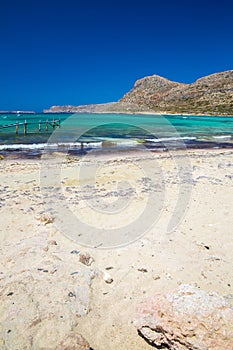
left=0, top=113, right=233, bottom=153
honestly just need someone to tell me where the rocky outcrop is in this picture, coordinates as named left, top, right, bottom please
left=134, top=284, right=233, bottom=349
left=44, top=70, right=233, bottom=115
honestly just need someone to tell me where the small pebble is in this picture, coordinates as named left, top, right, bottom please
left=70, top=250, right=80, bottom=255
left=48, top=240, right=57, bottom=245
left=79, top=252, right=94, bottom=266
left=37, top=213, right=54, bottom=225
left=103, top=272, right=113, bottom=284
left=165, top=273, right=173, bottom=280
left=138, top=268, right=148, bottom=273
left=201, top=271, right=207, bottom=279
left=153, top=274, right=160, bottom=281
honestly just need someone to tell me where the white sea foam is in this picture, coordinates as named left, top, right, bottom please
left=213, top=135, right=232, bottom=141
left=0, top=141, right=103, bottom=151
left=145, top=136, right=196, bottom=143
left=113, top=139, right=139, bottom=146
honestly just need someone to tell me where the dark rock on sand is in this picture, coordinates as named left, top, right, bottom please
left=70, top=250, right=80, bottom=255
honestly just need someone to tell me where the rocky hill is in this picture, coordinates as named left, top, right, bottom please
left=44, top=70, right=233, bottom=115
left=120, top=70, right=233, bottom=115
left=120, top=74, right=187, bottom=109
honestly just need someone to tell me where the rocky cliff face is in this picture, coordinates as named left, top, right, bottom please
left=120, top=70, right=233, bottom=115
left=44, top=70, right=233, bottom=115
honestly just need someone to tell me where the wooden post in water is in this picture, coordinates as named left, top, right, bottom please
left=81, top=142, right=84, bottom=152
left=46, top=120, right=48, bottom=132
left=39, top=120, right=42, bottom=132
left=58, top=118, right=61, bottom=128
left=24, top=120, right=27, bottom=135
left=16, top=122, right=19, bottom=134
left=52, top=118, right=55, bottom=129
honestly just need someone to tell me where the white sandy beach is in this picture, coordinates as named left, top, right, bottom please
left=0, top=149, right=233, bottom=349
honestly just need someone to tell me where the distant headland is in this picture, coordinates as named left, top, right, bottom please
left=44, top=70, right=233, bottom=116
left=0, top=110, right=35, bottom=114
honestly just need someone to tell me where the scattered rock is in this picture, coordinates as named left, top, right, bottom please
left=195, top=241, right=211, bottom=251
left=105, top=266, right=114, bottom=270
left=152, top=274, right=160, bottom=281
left=70, top=250, right=80, bottom=255
left=134, top=284, right=233, bottom=350
left=138, top=268, right=148, bottom=273
left=70, top=271, right=79, bottom=276
left=79, top=252, right=94, bottom=266
left=48, top=240, right=58, bottom=245
left=36, top=213, right=55, bottom=225
left=201, top=270, right=207, bottom=279
left=68, top=292, right=76, bottom=298
left=165, top=272, right=173, bottom=280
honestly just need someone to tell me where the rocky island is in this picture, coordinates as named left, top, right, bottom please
left=44, top=70, right=233, bottom=115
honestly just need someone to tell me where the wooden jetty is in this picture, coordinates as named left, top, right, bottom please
left=0, top=119, right=61, bottom=135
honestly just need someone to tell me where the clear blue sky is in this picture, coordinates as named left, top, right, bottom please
left=1, top=0, right=233, bottom=112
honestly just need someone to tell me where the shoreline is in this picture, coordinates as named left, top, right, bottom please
left=1, top=147, right=233, bottom=166
left=1, top=146, right=233, bottom=164
left=0, top=142, right=233, bottom=161
left=2, top=110, right=233, bottom=117
left=1, top=125, right=233, bottom=158
left=41, top=110, right=233, bottom=117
